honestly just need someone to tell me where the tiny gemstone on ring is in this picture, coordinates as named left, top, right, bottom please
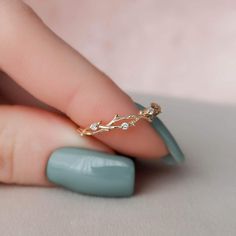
left=90, top=122, right=99, bottom=131
left=121, top=122, right=129, bottom=130
left=147, top=107, right=155, bottom=115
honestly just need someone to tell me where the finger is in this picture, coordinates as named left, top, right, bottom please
left=0, top=71, right=58, bottom=112
left=0, top=1, right=168, bottom=159
left=0, top=105, right=113, bottom=185
left=0, top=105, right=136, bottom=197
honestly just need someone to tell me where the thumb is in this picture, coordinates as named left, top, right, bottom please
left=0, top=105, right=135, bottom=197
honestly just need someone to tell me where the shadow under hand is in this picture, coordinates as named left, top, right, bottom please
left=130, top=92, right=236, bottom=195
left=135, top=160, right=190, bottom=195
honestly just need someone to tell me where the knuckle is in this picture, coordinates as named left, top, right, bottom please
left=0, top=0, right=25, bottom=15
left=0, top=0, right=35, bottom=32
left=0, top=120, right=16, bottom=184
left=0, top=0, right=30, bottom=13
left=0, top=0, right=36, bottom=55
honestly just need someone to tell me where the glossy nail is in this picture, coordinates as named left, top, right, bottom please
left=135, top=102, right=185, bottom=165
left=46, top=147, right=135, bottom=197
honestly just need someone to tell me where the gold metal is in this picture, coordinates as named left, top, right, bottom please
left=77, top=102, right=161, bottom=136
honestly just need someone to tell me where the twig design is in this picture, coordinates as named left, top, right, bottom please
left=77, top=102, right=161, bottom=136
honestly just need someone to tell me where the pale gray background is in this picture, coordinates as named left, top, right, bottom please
left=0, top=94, right=235, bottom=236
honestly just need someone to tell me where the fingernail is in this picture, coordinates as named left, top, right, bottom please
left=46, top=147, right=135, bottom=197
left=135, top=102, right=185, bottom=165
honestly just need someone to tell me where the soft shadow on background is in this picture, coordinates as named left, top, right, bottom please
left=133, top=93, right=236, bottom=196
left=0, top=94, right=235, bottom=236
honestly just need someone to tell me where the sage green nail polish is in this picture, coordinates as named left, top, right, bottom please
left=46, top=147, right=135, bottom=197
left=135, top=102, right=185, bottom=165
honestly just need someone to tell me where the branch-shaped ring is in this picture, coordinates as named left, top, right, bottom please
left=76, top=102, right=161, bottom=136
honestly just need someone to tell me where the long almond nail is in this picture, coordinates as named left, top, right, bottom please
left=46, top=147, right=135, bottom=197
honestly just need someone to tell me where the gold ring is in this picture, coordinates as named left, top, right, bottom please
left=77, top=102, right=161, bottom=136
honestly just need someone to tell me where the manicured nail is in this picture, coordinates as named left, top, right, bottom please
left=46, top=147, right=135, bottom=197
left=135, top=102, right=185, bottom=165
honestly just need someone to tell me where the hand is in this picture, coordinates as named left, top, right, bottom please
left=0, top=0, right=174, bottom=196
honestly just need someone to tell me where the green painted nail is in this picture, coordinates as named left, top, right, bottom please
left=135, top=102, right=185, bottom=165
left=46, top=147, right=135, bottom=197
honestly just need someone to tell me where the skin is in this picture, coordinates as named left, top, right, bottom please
left=0, top=0, right=168, bottom=186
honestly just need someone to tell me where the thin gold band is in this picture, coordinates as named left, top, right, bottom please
left=77, top=102, right=161, bottom=136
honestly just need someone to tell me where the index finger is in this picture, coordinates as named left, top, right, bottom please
left=0, top=1, right=169, bottom=160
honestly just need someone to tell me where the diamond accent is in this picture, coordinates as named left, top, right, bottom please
left=147, top=107, right=155, bottom=115
left=121, top=122, right=129, bottom=130
left=90, top=122, right=99, bottom=131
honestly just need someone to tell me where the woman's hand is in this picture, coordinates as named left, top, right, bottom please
left=0, top=0, right=170, bottom=195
